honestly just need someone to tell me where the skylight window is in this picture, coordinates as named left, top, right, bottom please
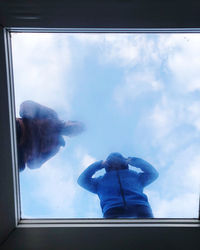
left=11, top=32, right=200, bottom=219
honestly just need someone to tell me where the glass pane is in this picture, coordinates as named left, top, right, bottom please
left=11, top=33, right=200, bottom=219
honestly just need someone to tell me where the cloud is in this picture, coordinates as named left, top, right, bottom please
left=102, top=34, right=140, bottom=67
left=148, top=191, right=199, bottom=218
left=112, top=34, right=200, bottom=109
left=187, top=101, right=200, bottom=131
left=114, top=70, right=163, bottom=107
left=101, top=34, right=162, bottom=68
left=145, top=142, right=200, bottom=218
left=146, top=95, right=200, bottom=148
left=81, top=153, right=96, bottom=168
left=75, top=147, right=105, bottom=178
left=104, top=34, right=165, bottom=107
left=12, top=33, right=73, bottom=119
left=20, top=156, right=78, bottom=217
left=147, top=95, right=178, bottom=140
left=35, top=166, right=76, bottom=215
left=74, top=146, right=96, bottom=173
left=165, top=145, right=200, bottom=193
left=74, top=33, right=161, bottom=68
left=158, top=34, right=200, bottom=93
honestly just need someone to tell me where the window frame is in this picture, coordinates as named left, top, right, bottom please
left=1, top=27, right=200, bottom=231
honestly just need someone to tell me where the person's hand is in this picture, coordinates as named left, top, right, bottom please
left=101, top=160, right=109, bottom=169
left=62, top=121, right=86, bottom=136
left=126, top=157, right=134, bottom=164
left=125, top=157, right=132, bottom=164
left=93, top=160, right=106, bottom=170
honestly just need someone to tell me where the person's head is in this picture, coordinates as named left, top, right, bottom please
left=105, top=152, right=128, bottom=172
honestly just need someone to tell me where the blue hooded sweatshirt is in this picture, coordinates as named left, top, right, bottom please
left=77, top=157, right=158, bottom=216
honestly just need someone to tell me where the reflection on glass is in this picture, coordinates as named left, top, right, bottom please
left=11, top=33, right=200, bottom=218
left=16, top=100, right=85, bottom=171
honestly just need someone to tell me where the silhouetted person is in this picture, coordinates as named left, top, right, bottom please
left=78, top=152, right=158, bottom=218
left=16, top=100, right=85, bottom=171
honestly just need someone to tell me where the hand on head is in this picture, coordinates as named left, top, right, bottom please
left=103, top=153, right=129, bottom=172
left=101, top=160, right=110, bottom=169
left=126, top=157, right=132, bottom=164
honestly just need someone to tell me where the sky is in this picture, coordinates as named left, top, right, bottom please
left=11, top=32, right=200, bottom=218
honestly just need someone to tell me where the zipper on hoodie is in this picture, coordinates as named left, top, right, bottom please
left=116, top=170, right=127, bottom=208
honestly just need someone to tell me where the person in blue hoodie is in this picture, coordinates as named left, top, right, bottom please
left=77, top=152, right=159, bottom=218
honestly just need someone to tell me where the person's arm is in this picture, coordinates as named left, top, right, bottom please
left=62, top=121, right=85, bottom=137
left=77, top=161, right=104, bottom=194
left=127, top=157, right=159, bottom=186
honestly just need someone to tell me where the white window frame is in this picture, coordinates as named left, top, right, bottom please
left=1, top=27, right=200, bottom=231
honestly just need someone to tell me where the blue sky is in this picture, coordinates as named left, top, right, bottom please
left=11, top=33, right=200, bottom=218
